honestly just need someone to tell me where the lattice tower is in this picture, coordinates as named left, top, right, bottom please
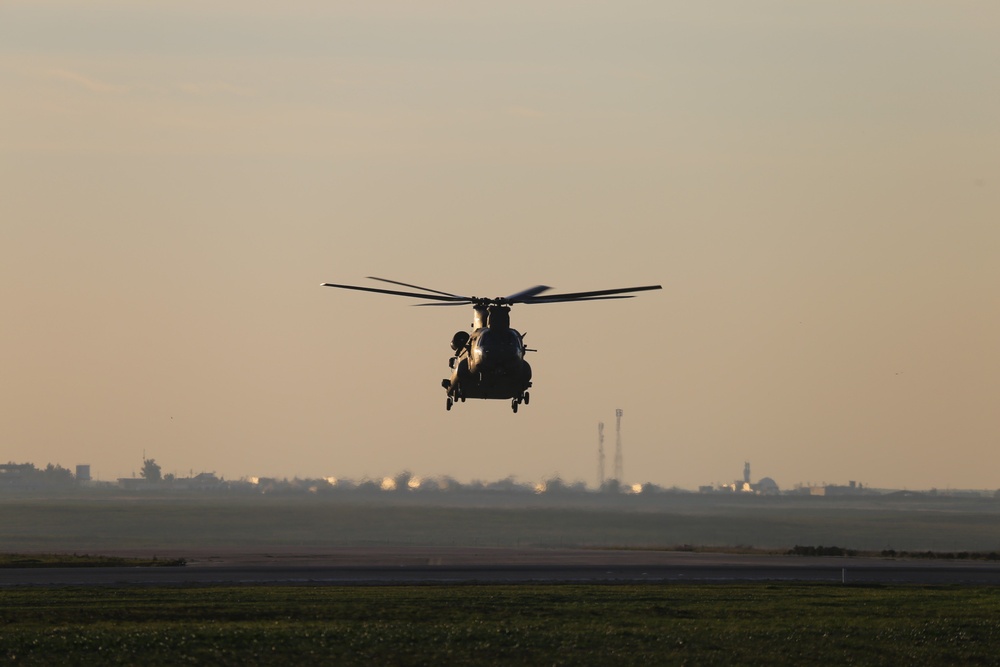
left=614, top=408, right=624, bottom=483
left=597, top=422, right=605, bottom=487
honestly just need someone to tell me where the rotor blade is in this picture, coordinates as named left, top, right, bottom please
left=524, top=284, right=661, bottom=303
left=321, top=282, right=468, bottom=302
left=523, top=295, right=636, bottom=304
left=366, top=277, right=468, bottom=299
left=502, top=285, right=552, bottom=303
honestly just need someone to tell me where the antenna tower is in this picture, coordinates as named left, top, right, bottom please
left=614, top=408, right=624, bottom=483
left=597, top=422, right=605, bottom=488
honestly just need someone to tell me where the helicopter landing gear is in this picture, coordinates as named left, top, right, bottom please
left=523, top=391, right=530, bottom=405
left=446, top=396, right=453, bottom=411
left=511, top=399, right=518, bottom=413
left=511, top=390, right=529, bottom=413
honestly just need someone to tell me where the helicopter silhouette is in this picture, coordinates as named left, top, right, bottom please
left=322, top=277, right=661, bottom=412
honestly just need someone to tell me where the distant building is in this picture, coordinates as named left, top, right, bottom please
left=701, top=462, right=781, bottom=495
left=824, top=480, right=871, bottom=496
left=755, top=477, right=780, bottom=495
left=189, top=472, right=222, bottom=490
left=76, top=465, right=91, bottom=482
left=117, top=477, right=151, bottom=491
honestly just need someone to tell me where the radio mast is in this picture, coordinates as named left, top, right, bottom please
left=614, top=408, right=624, bottom=483
left=597, top=422, right=605, bottom=488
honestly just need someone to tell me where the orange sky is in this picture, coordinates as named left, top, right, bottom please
left=1, top=2, right=998, bottom=489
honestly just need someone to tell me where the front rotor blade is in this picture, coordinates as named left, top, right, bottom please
left=322, top=283, right=468, bottom=302
left=367, top=277, right=468, bottom=299
left=524, top=284, right=661, bottom=303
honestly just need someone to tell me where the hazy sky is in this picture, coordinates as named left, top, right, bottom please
left=2, top=1, right=998, bottom=490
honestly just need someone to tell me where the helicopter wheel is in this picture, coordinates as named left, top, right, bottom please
left=523, top=392, right=530, bottom=405
left=446, top=397, right=453, bottom=411
left=511, top=399, right=518, bottom=413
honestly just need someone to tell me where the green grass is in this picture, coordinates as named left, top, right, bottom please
left=1, top=585, right=998, bottom=665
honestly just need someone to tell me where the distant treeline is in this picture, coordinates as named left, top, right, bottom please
left=788, top=545, right=1000, bottom=561
left=1, top=464, right=684, bottom=496
left=0, top=462, right=74, bottom=486
left=0, top=553, right=186, bottom=568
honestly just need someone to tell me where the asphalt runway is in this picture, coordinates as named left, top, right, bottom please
left=3, top=548, right=1000, bottom=586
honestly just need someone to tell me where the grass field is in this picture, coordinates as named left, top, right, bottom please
left=1, top=584, right=998, bottom=665
left=3, top=494, right=998, bottom=664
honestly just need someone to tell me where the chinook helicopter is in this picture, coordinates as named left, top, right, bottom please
left=321, top=277, right=661, bottom=412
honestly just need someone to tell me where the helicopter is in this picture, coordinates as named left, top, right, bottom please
left=321, top=277, right=662, bottom=413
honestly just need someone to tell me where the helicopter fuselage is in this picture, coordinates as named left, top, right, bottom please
left=442, top=305, right=532, bottom=410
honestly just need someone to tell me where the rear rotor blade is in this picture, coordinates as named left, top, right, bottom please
left=367, top=277, right=468, bottom=300
left=524, top=295, right=637, bottom=304
left=524, top=284, right=661, bottom=303
left=321, top=282, right=468, bottom=302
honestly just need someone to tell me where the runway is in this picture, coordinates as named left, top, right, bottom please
left=3, top=548, right=1000, bottom=586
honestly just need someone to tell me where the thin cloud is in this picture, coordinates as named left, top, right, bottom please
left=44, top=68, right=254, bottom=98
left=46, top=68, right=127, bottom=93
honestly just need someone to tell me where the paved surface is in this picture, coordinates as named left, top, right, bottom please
left=3, top=548, right=1000, bottom=586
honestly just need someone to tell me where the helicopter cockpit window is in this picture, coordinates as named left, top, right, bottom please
left=477, top=330, right=523, bottom=352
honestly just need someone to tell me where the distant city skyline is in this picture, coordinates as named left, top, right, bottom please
left=4, top=455, right=996, bottom=496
